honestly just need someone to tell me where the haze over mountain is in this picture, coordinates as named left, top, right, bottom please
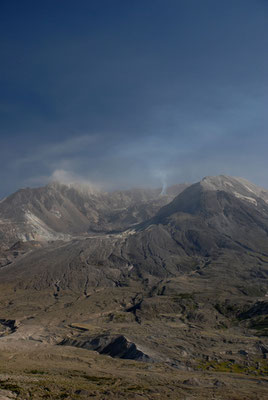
left=0, top=181, right=188, bottom=245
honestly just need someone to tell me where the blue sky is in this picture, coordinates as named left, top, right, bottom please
left=1, top=0, right=268, bottom=197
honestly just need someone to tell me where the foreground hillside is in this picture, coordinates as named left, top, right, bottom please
left=0, top=176, right=267, bottom=399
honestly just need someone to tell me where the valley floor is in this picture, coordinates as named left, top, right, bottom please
left=0, top=284, right=267, bottom=400
left=0, top=339, right=267, bottom=400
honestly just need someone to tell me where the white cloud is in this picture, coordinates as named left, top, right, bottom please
left=25, top=168, right=100, bottom=191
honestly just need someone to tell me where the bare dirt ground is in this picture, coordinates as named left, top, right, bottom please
left=0, top=285, right=267, bottom=400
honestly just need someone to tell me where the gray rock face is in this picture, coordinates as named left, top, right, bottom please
left=183, top=377, right=201, bottom=386
left=238, top=302, right=268, bottom=319
left=0, top=319, right=18, bottom=337
left=59, top=334, right=152, bottom=362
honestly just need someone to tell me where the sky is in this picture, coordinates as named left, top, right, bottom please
left=1, top=0, right=268, bottom=197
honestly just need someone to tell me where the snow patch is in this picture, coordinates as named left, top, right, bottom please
left=233, top=192, right=257, bottom=206
left=224, top=182, right=234, bottom=188
left=243, top=184, right=255, bottom=194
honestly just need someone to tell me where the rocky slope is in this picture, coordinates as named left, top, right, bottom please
left=0, top=182, right=188, bottom=245
left=1, top=175, right=268, bottom=292
left=0, top=175, right=267, bottom=399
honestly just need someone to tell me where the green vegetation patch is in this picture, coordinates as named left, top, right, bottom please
left=83, top=375, right=117, bottom=385
left=0, top=380, right=22, bottom=394
left=172, top=292, right=195, bottom=300
left=27, top=369, right=46, bottom=375
left=197, top=360, right=268, bottom=376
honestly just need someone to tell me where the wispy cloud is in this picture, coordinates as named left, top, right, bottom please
left=14, top=134, right=98, bottom=168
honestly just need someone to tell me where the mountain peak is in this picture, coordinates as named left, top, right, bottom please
left=201, top=175, right=244, bottom=189
left=200, top=175, right=268, bottom=204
